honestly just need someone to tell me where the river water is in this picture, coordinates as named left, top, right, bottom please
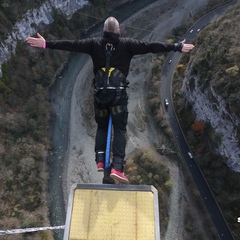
left=47, top=1, right=157, bottom=239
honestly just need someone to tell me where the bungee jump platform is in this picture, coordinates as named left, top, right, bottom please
left=63, top=183, right=160, bottom=240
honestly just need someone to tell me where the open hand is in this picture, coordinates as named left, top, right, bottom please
left=26, top=33, right=46, bottom=48
left=181, top=39, right=194, bottom=52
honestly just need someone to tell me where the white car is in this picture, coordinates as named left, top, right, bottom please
left=190, top=29, right=193, bottom=33
left=188, top=152, right=193, bottom=159
left=164, top=98, right=169, bottom=107
left=197, top=28, right=201, bottom=32
left=168, top=59, right=172, bottom=64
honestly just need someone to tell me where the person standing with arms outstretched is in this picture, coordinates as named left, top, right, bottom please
left=26, top=16, right=194, bottom=184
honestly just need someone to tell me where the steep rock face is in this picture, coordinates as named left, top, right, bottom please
left=0, top=0, right=88, bottom=76
left=183, top=73, right=240, bottom=172
left=182, top=3, right=240, bottom=173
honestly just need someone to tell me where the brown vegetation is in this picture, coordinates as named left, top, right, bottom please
left=192, top=121, right=206, bottom=135
left=125, top=149, right=171, bottom=237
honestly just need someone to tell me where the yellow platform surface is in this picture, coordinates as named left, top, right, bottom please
left=64, top=184, right=160, bottom=240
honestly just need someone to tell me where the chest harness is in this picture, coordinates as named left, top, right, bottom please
left=93, top=43, right=129, bottom=106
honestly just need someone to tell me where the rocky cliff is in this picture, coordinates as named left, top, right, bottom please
left=183, top=3, right=240, bottom=172
left=0, top=0, right=88, bottom=77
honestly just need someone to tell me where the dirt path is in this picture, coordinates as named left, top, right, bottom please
left=63, top=0, right=209, bottom=239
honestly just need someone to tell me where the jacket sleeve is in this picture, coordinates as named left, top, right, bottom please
left=124, top=38, right=183, bottom=55
left=46, top=38, right=95, bottom=54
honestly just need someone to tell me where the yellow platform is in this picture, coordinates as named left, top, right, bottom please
left=63, top=184, right=160, bottom=240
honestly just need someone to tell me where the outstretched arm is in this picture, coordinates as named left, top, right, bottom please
left=26, top=33, right=46, bottom=48
left=181, top=39, right=194, bottom=52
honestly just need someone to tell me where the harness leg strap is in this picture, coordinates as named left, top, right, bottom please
left=96, top=151, right=105, bottom=163
left=111, top=88, right=121, bottom=106
left=112, top=156, right=126, bottom=171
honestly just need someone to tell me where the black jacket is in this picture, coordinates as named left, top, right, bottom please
left=46, top=32, right=182, bottom=77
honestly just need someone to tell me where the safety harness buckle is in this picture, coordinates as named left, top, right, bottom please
left=106, top=43, right=114, bottom=52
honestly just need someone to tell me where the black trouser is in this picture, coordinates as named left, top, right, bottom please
left=94, top=90, right=128, bottom=170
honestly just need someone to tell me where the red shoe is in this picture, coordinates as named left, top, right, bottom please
left=110, top=168, right=129, bottom=184
left=97, top=162, right=104, bottom=172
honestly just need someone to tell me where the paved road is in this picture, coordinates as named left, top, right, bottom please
left=160, top=2, right=237, bottom=240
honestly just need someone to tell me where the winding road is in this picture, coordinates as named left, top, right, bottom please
left=160, top=2, right=236, bottom=240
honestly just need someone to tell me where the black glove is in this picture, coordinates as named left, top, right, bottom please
left=174, top=42, right=184, bottom=52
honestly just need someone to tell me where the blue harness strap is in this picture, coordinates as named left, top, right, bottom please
left=105, top=114, right=112, bottom=169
